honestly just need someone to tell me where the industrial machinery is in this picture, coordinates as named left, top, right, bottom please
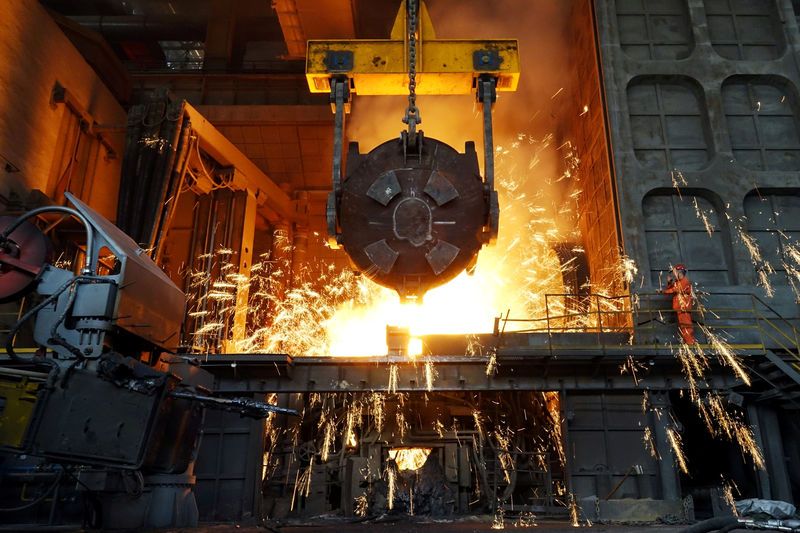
left=0, top=193, right=297, bottom=529
left=307, top=0, right=519, bottom=301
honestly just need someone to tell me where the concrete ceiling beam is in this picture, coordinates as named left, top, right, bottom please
left=273, top=0, right=356, bottom=59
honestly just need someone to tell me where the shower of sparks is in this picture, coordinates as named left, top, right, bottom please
left=320, top=414, right=336, bottom=462
left=354, top=494, right=368, bottom=517
left=720, top=476, right=740, bottom=515
left=345, top=402, right=360, bottom=448
left=373, top=393, right=385, bottom=434
left=698, top=325, right=751, bottom=386
left=675, top=343, right=711, bottom=400
left=467, top=334, right=486, bottom=355
left=778, top=231, right=800, bottom=302
left=300, top=456, right=314, bottom=498
left=568, top=493, right=580, bottom=527
left=695, top=392, right=765, bottom=469
left=388, top=364, right=399, bottom=393
left=473, top=410, right=486, bottom=443
left=643, top=426, right=659, bottom=460
left=491, top=509, right=505, bottom=529
left=494, top=428, right=514, bottom=484
left=619, top=255, right=639, bottom=285
left=691, top=197, right=715, bottom=237
left=183, top=112, right=800, bottom=520
left=182, top=127, right=597, bottom=358
left=425, top=360, right=437, bottom=391
left=387, top=466, right=396, bottom=511
left=621, top=355, right=647, bottom=385
left=738, top=225, right=776, bottom=297
left=670, top=169, right=687, bottom=198
left=516, top=511, right=537, bottom=527
left=544, top=391, right=567, bottom=467
left=666, top=427, right=689, bottom=474
left=396, top=403, right=408, bottom=441
left=486, top=350, right=498, bottom=376
left=261, top=389, right=571, bottom=518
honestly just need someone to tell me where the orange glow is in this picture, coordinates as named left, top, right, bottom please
left=186, top=130, right=593, bottom=358
left=321, top=143, right=572, bottom=356
left=388, top=447, right=432, bottom=471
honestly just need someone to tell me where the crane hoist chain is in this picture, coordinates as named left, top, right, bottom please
left=402, top=0, right=421, bottom=138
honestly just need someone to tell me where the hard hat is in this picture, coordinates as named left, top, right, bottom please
left=674, top=263, right=687, bottom=271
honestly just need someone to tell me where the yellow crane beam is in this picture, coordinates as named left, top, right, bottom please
left=306, top=0, right=519, bottom=96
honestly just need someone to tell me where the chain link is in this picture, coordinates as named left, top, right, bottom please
left=402, top=0, right=420, bottom=134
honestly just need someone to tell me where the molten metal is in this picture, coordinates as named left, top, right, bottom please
left=388, top=447, right=432, bottom=471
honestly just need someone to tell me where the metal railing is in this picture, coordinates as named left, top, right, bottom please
left=496, top=291, right=800, bottom=370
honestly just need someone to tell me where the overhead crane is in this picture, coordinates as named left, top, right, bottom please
left=306, top=0, right=519, bottom=302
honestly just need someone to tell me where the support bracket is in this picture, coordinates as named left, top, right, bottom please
left=327, top=77, right=351, bottom=249
left=477, top=75, right=499, bottom=244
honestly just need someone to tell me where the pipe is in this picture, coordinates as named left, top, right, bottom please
left=153, top=119, right=193, bottom=262
left=0, top=206, right=96, bottom=274
left=68, top=15, right=206, bottom=41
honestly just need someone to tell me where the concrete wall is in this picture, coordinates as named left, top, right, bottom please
left=595, top=0, right=800, bottom=318
left=0, top=0, right=125, bottom=219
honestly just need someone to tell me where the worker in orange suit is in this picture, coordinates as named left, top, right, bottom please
left=662, top=264, right=695, bottom=345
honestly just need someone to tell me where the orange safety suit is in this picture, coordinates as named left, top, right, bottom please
left=664, top=276, right=695, bottom=344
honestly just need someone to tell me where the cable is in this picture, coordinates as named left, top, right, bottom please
left=60, top=466, right=102, bottom=529
left=4, top=274, right=108, bottom=362
left=5, top=275, right=79, bottom=362
left=45, top=275, right=116, bottom=363
left=141, top=101, right=167, bottom=129
left=48, top=278, right=87, bottom=361
left=0, top=470, right=64, bottom=513
left=0, top=205, right=96, bottom=274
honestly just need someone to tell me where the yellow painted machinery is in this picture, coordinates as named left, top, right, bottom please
left=306, top=0, right=519, bottom=302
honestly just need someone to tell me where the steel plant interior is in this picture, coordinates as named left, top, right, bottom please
left=0, top=0, right=799, bottom=531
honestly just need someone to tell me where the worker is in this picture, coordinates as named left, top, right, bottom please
left=662, top=264, right=695, bottom=345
